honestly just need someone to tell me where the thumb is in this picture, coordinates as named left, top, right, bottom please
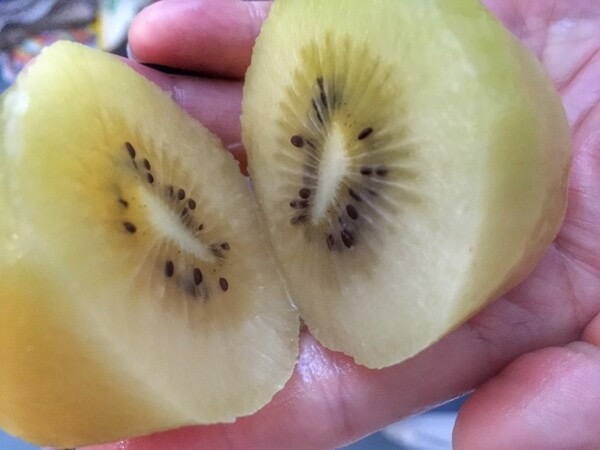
left=453, top=314, right=600, bottom=450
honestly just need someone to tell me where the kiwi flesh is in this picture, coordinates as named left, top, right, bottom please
left=0, top=41, right=298, bottom=447
left=242, top=0, right=571, bottom=368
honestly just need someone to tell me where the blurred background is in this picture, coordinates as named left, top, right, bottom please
left=0, top=0, right=147, bottom=94
left=0, top=1, right=463, bottom=448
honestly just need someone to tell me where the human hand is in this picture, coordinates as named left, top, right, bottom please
left=87, top=1, right=600, bottom=448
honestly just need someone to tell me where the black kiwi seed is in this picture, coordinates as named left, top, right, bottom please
left=326, top=234, right=335, bottom=250
left=211, top=245, right=224, bottom=258
left=177, top=188, right=186, bottom=201
left=340, top=230, right=354, bottom=248
left=147, top=173, right=154, bottom=184
left=180, top=208, right=189, bottom=218
left=193, top=268, right=203, bottom=285
left=123, top=222, right=137, bottom=234
left=220, top=242, right=230, bottom=251
left=290, top=214, right=308, bottom=225
left=358, top=127, right=373, bottom=140
left=360, top=167, right=373, bottom=176
left=290, top=199, right=309, bottom=209
left=312, top=99, right=324, bottom=125
left=299, top=188, right=311, bottom=199
left=118, top=198, right=129, bottom=208
left=348, top=188, right=362, bottom=202
left=125, top=142, right=136, bottom=159
left=165, top=260, right=174, bottom=277
left=317, top=77, right=328, bottom=108
left=346, top=204, right=359, bottom=220
left=198, top=224, right=204, bottom=231
left=291, top=135, right=305, bottom=148
left=188, top=199, right=196, bottom=210
left=143, top=159, right=151, bottom=170
left=376, top=168, right=388, bottom=177
left=219, top=277, right=229, bottom=292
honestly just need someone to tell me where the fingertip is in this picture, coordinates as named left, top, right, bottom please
left=127, top=1, right=168, bottom=62
left=453, top=344, right=600, bottom=450
left=128, top=0, right=271, bottom=78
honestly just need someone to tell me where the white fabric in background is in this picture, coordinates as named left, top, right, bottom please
left=0, top=0, right=97, bottom=49
left=382, top=412, right=457, bottom=450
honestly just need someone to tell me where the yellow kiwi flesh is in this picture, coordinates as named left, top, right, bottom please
left=0, top=42, right=299, bottom=447
left=242, top=0, right=571, bottom=368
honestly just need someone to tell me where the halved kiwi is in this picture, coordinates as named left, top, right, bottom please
left=242, top=0, right=571, bottom=368
left=0, top=42, right=298, bottom=447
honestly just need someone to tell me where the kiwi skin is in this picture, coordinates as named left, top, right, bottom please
left=242, top=0, right=571, bottom=368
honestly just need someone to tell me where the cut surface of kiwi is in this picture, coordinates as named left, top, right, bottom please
left=242, top=0, right=571, bottom=368
left=0, top=41, right=298, bottom=447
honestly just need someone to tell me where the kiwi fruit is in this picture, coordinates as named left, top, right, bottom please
left=242, top=0, right=571, bottom=368
left=0, top=41, right=298, bottom=447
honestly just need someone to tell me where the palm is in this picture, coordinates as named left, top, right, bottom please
left=92, top=1, right=600, bottom=449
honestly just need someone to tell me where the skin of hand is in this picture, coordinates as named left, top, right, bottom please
left=81, top=1, right=600, bottom=449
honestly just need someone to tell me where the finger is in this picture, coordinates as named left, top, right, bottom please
left=453, top=344, right=600, bottom=449
left=128, top=0, right=271, bottom=79
left=453, top=314, right=600, bottom=450
left=125, top=59, right=247, bottom=170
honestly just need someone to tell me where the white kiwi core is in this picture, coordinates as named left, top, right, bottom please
left=139, top=186, right=217, bottom=263
left=311, top=122, right=349, bottom=224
